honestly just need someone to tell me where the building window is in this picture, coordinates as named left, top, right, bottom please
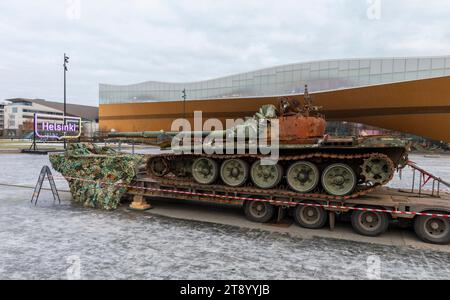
left=23, top=109, right=63, bottom=116
left=12, top=107, right=18, bottom=113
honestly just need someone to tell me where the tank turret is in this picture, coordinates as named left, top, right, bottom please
left=277, top=85, right=326, bottom=144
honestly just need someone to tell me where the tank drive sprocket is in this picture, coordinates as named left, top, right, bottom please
left=360, top=154, right=395, bottom=185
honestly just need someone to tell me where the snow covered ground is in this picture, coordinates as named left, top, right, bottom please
left=0, top=153, right=449, bottom=279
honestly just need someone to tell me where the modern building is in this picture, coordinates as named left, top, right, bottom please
left=3, top=98, right=99, bottom=138
left=99, top=56, right=450, bottom=142
left=0, top=102, right=5, bottom=136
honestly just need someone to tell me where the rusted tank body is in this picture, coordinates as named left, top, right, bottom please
left=279, top=114, right=326, bottom=144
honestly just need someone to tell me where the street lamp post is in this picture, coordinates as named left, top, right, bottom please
left=182, top=89, right=187, bottom=119
left=63, top=53, right=69, bottom=150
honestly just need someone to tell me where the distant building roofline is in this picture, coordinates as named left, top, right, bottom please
left=3, top=98, right=99, bottom=122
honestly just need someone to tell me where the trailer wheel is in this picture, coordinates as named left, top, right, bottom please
left=414, top=213, right=450, bottom=244
left=244, top=201, right=275, bottom=223
left=351, top=208, right=389, bottom=237
left=293, top=202, right=328, bottom=229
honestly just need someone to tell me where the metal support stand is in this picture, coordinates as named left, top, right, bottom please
left=63, top=53, right=69, bottom=150
left=329, top=212, right=336, bottom=231
left=129, top=195, right=152, bottom=211
left=128, top=182, right=152, bottom=211
left=276, top=206, right=285, bottom=222
left=28, top=113, right=38, bottom=151
left=29, top=133, right=38, bottom=151
left=31, top=166, right=61, bottom=206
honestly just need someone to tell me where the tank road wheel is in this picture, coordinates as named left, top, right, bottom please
left=351, top=208, right=389, bottom=237
left=250, top=161, right=283, bottom=189
left=293, top=201, right=327, bottom=229
left=192, top=158, right=219, bottom=184
left=321, top=163, right=356, bottom=196
left=171, top=159, right=192, bottom=177
left=148, top=157, right=170, bottom=177
left=414, top=213, right=450, bottom=244
left=244, top=201, right=275, bottom=223
left=361, top=156, right=394, bottom=185
left=287, top=161, right=320, bottom=193
left=220, top=159, right=249, bottom=187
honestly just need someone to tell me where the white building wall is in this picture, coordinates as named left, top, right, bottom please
left=4, top=102, right=63, bottom=131
left=0, top=104, right=5, bottom=129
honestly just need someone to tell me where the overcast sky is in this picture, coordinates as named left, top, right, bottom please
left=0, top=0, right=449, bottom=106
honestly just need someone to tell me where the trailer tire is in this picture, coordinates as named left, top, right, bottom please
left=414, top=213, right=450, bottom=245
left=244, top=201, right=275, bottom=223
left=351, top=207, right=389, bottom=237
left=293, top=202, right=328, bottom=229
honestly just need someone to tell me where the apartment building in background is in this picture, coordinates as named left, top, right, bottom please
left=2, top=98, right=98, bottom=138
left=0, top=102, right=5, bottom=136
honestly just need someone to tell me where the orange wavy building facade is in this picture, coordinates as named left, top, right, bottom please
left=99, top=57, right=450, bottom=142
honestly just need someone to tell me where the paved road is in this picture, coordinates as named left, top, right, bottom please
left=0, top=153, right=449, bottom=279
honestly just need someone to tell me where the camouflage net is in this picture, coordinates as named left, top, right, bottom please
left=49, top=143, right=143, bottom=210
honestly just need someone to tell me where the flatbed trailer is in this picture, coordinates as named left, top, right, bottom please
left=127, top=174, right=450, bottom=245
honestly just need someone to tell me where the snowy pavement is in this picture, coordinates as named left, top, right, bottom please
left=0, top=153, right=449, bottom=279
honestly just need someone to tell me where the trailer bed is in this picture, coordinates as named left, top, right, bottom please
left=128, top=177, right=450, bottom=216
left=126, top=176, right=450, bottom=244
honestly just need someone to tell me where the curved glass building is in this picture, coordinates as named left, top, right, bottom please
left=100, top=56, right=450, bottom=104
left=99, top=56, right=450, bottom=142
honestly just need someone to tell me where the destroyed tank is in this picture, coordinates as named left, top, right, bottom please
left=113, top=86, right=410, bottom=198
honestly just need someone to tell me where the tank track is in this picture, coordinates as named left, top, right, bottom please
left=144, top=152, right=395, bottom=201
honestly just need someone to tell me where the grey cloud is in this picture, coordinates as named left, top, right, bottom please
left=0, top=0, right=449, bottom=106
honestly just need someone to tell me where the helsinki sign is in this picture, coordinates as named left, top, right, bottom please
left=34, top=113, right=82, bottom=140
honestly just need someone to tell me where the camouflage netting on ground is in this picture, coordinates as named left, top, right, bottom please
left=49, top=143, right=143, bottom=210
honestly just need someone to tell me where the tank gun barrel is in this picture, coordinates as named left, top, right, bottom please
left=108, top=131, right=213, bottom=139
